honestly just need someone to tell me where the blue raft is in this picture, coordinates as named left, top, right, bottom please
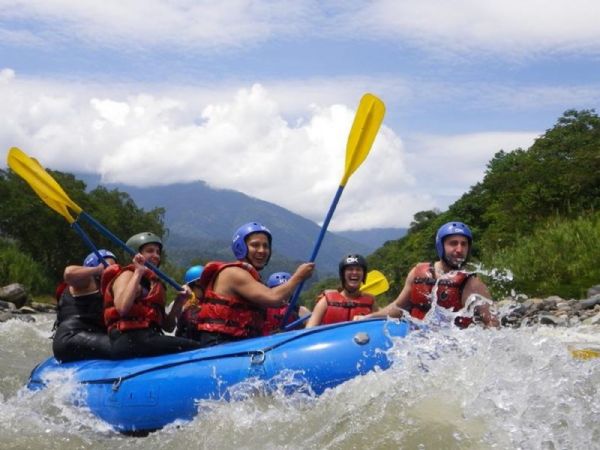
left=28, top=318, right=410, bottom=433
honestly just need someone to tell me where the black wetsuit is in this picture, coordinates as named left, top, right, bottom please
left=108, top=327, right=202, bottom=359
left=52, top=289, right=112, bottom=362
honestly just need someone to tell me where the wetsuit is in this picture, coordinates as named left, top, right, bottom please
left=52, top=289, right=112, bottom=362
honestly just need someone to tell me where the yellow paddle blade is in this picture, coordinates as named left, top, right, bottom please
left=341, top=93, right=385, bottom=186
left=361, top=270, right=390, bottom=296
left=7, top=147, right=82, bottom=223
left=569, top=346, right=600, bottom=361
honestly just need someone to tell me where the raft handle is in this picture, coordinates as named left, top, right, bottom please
left=112, top=377, right=122, bottom=392
left=250, top=351, right=265, bottom=365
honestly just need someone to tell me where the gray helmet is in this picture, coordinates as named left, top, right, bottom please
left=126, top=232, right=163, bottom=253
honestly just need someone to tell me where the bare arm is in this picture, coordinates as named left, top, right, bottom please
left=64, top=265, right=103, bottom=290
left=217, top=262, right=315, bottom=307
left=305, top=296, right=327, bottom=328
left=462, top=276, right=499, bottom=328
left=111, top=254, right=146, bottom=316
left=363, top=267, right=416, bottom=319
left=163, top=285, right=193, bottom=333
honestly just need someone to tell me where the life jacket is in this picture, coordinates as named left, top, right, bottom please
left=102, top=264, right=166, bottom=332
left=262, top=305, right=299, bottom=336
left=408, top=262, right=474, bottom=328
left=195, top=261, right=265, bottom=338
left=56, top=289, right=105, bottom=329
left=321, top=290, right=375, bottom=325
left=55, top=281, right=68, bottom=303
left=175, top=297, right=201, bottom=338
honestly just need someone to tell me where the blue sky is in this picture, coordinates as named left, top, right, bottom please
left=1, top=1, right=599, bottom=230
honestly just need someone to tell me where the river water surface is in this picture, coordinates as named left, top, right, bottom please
left=1, top=314, right=599, bottom=449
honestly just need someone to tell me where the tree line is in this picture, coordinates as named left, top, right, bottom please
left=365, top=109, right=600, bottom=304
left=0, top=170, right=166, bottom=295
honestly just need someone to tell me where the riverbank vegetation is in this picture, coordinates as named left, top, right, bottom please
left=367, top=109, right=600, bottom=304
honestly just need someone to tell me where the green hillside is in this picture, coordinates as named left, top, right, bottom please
left=367, top=109, right=600, bottom=304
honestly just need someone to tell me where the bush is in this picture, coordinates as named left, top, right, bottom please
left=0, top=239, right=54, bottom=295
left=481, top=213, right=600, bottom=299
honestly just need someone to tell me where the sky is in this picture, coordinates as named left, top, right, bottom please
left=1, top=1, right=599, bottom=231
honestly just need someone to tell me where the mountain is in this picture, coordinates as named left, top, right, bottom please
left=336, top=228, right=407, bottom=253
left=78, top=175, right=372, bottom=277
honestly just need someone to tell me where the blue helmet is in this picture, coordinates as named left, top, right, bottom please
left=231, top=222, right=272, bottom=261
left=184, top=265, right=204, bottom=285
left=435, top=221, right=473, bottom=262
left=267, top=272, right=291, bottom=288
left=83, top=249, right=117, bottom=267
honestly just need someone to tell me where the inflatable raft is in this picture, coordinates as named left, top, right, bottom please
left=28, top=318, right=410, bottom=433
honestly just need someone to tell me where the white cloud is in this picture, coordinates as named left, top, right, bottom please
left=2, top=0, right=600, bottom=56
left=405, top=131, right=539, bottom=209
left=344, top=0, right=600, bottom=57
left=0, top=0, right=317, bottom=49
left=0, top=72, right=414, bottom=229
left=0, top=70, right=577, bottom=229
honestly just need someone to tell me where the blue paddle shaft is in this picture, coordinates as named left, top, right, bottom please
left=281, top=185, right=344, bottom=326
left=78, top=212, right=183, bottom=291
left=71, top=222, right=109, bottom=268
left=283, top=313, right=311, bottom=331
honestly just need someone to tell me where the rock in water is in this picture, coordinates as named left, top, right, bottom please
left=0, top=283, right=29, bottom=308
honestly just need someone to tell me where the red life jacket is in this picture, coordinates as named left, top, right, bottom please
left=195, top=261, right=265, bottom=338
left=55, top=281, right=68, bottom=303
left=102, top=264, right=166, bottom=332
left=261, top=305, right=299, bottom=336
left=321, top=290, right=375, bottom=325
left=409, top=262, right=473, bottom=328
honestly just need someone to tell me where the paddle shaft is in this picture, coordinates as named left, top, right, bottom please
left=281, top=185, right=344, bottom=325
left=79, top=212, right=183, bottom=290
left=71, top=222, right=109, bottom=268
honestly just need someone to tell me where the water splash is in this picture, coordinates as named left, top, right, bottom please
left=2, top=315, right=600, bottom=448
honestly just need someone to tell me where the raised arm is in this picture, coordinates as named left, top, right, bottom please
left=218, top=262, right=315, bottom=308
left=363, top=267, right=417, bottom=319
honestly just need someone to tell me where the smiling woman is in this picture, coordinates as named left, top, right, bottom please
left=306, top=253, right=379, bottom=328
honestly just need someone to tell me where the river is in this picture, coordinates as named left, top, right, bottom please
left=1, top=314, right=599, bottom=449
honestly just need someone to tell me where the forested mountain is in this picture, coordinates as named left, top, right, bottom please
left=336, top=228, right=407, bottom=251
left=74, top=178, right=372, bottom=276
left=367, top=109, right=600, bottom=302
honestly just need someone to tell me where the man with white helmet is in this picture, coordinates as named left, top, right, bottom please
left=364, top=222, right=498, bottom=328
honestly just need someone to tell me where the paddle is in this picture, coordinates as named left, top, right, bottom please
left=7, top=147, right=182, bottom=290
left=8, top=151, right=111, bottom=268
left=282, top=269, right=390, bottom=330
left=360, top=270, right=389, bottom=296
left=569, top=346, right=600, bottom=360
left=280, top=93, right=385, bottom=327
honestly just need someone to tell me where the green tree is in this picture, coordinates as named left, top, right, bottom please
left=0, top=168, right=166, bottom=290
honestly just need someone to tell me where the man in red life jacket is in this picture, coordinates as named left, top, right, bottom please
left=364, top=222, right=499, bottom=328
left=194, top=222, right=315, bottom=347
left=306, top=254, right=379, bottom=327
left=53, top=249, right=117, bottom=362
left=261, top=272, right=311, bottom=336
left=102, top=232, right=202, bottom=359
